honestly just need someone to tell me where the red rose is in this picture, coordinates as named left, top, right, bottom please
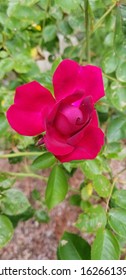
left=7, top=59, right=105, bottom=162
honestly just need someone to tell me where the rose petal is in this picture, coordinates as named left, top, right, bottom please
left=57, top=127, right=104, bottom=162
left=7, top=105, right=44, bottom=136
left=67, top=129, right=85, bottom=146
left=78, top=65, right=105, bottom=103
left=67, top=110, right=99, bottom=146
left=53, top=59, right=105, bottom=103
left=78, top=96, right=93, bottom=126
left=44, top=125, right=74, bottom=156
left=44, top=100, right=74, bottom=155
left=90, top=110, right=99, bottom=126
left=55, top=112, right=74, bottom=136
left=7, top=81, right=55, bottom=136
left=61, top=104, right=83, bottom=124
left=14, top=81, right=55, bottom=111
left=53, top=59, right=79, bottom=101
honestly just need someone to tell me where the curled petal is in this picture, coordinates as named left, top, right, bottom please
left=67, top=110, right=99, bottom=146
left=57, top=127, right=104, bottom=162
left=44, top=126, right=74, bottom=156
left=55, top=112, right=74, bottom=136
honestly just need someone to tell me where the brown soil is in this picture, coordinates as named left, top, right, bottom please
left=0, top=158, right=125, bottom=260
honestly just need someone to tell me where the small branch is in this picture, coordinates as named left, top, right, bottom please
left=115, top=167, right=126, bottom=177
left=39, top=0, right=50, bottom=46
left=84, top=0, right=90, bottom=63
left=0, top=151, right=43, bottom=159
left=106, top=166, right=126, bottom=212
left=105, top=178, right=117, bottom=213
left=93, top=2, right=117, bottom=33
left=79, top=1, right=117, bottom=64
left=103, top=73, right=119, bottom=82
left=4, top=171, right=47, bottom=181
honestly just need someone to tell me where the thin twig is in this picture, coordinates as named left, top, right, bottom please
left=93, top=2, right=117, bottom=33
left=4, top=171, right=47, bottom=181
left=84, top=0, right=90, bottom=63
left=0, top=151, right=43, bottom=159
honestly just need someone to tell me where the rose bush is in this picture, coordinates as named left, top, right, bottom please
left=7, top=59, right=105, bottom=162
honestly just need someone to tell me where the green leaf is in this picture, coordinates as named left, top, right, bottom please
left=0, top=114, right=9, bottom=136
left=35, top=0, right=48, bottom=10
left=105, top=142, right=122, bottom=159
left=43, top=25, right=57, bottom=42
left=0, top=215, right=13, bottom=248
left=0, top=51, right=8, bottom=58
left=68, top=14, right=84, bottom=32
left=110, top=82, right=126, bottom=112
left=9, top=206, right=34, bottom=228
left=23, top=0, right=39, bottom=5
left=50, top=5, right=63, bottom=21
left=34, top=209, right=50, bottom=223
left=57, top=231, right=91, bottom=260
left=107, top=116, right=126, bottom=143
left=31, top=152, right=55, bottom=170
left=81, top=159, right=101, bottom=179
left=8, top=151, right=23, bottom=164
left=116, top=62, right=126, bottom=82
left=108, top=208, right=126, bottom=238
left=45, top=165, right=68, bottom=210
left=1, top=189, right=30, bottom=216
left=31, top=189, right=41, bottom=201
left=13, top=55, right=33, bottom=73
left=117, top=147, right=126, bottom=160
left=0, top=174, right=15, bottom=191
left=51, top=57, right=62, bottom=74
left=80, top=201, right=91, bottom=211
left=81, top=183, right=93, bottom=201
left=93, top=175, right=111, bottom=198
left=76, top=205, right=107, bottom=233
left=7, top=0, right=40, bottom=17
left=9, top=5, right=42, bottom=22
left=59, top=20, right=73, bottom=35
left=112, top=190, right=126, bottom=210
left=89, top=0, right=105, bottom=11
left=69, top=194, right=81, bottom=206
left=63, top=45, right=81, bottom=60
left=0, top=58, right=14, bottom=79
left=102, top=51, right=118, bottom=74
left=91, top=228, right=120, bottom=260
left=55, top=0, right=81, bottom=13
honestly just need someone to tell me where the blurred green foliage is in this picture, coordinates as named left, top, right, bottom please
left=0, top=0, right=126, bottom=259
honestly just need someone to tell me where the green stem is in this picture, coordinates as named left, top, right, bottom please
left=0, top=151, right=43, bottom=159
left=106, top=178, right=117, bottom=213
left=80, top=2, right=117, bottom=64
left=39, top=0, right=50, bottom=46
left=43, top=0, right=50, bottom=30
left=105, top=166, right=126, bottom=213
left=93, top=2, right=117, bottom=33
left=84, top=0, right=90, bottom=63
left=4, top=171, right=47, bottom=181
left=103, top=73, right=126, bottom=86
left=115, top=167, right=126, bottom=177
left=103, top=73, right=118, bottom=82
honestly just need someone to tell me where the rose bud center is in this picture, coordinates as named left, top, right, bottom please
left=55, top=96, right=93, bottom=137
